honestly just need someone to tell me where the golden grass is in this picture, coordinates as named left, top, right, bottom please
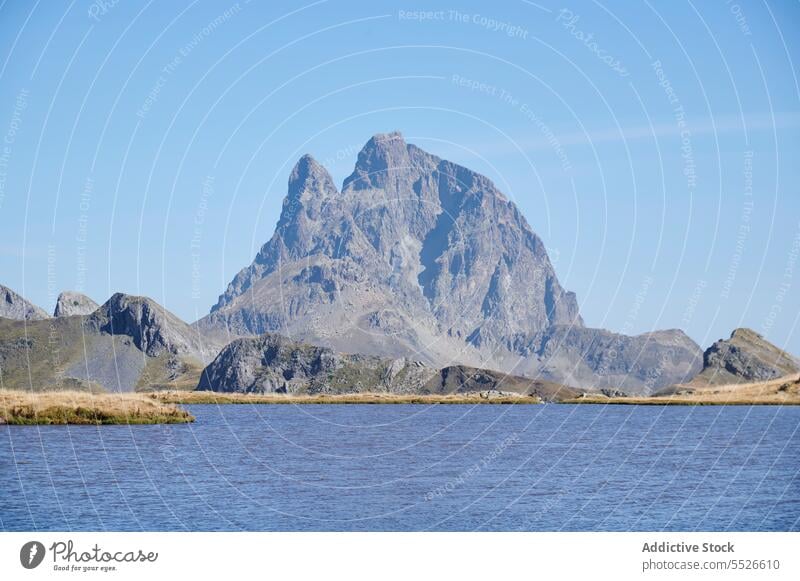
left=564, top=397, right=799, bottom=406
left=0, top=390, right=194, bottom=424
left=7, top=374, right=795, bottom=422
left=150, top=390, right=543, bottom=405
left=564, top=374, right=800, bottom=406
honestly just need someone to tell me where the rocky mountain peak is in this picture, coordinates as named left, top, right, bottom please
left=343, top=131, right=424, bottom=192
left=87, top=293, right=195, bottom=357
left=288, top=154, right=337, bottom=198
left=54, top=291, right=99, bottom=317
left=0, top=284, right=49, bottom=320
left=197, top=133, right=701, bottom=391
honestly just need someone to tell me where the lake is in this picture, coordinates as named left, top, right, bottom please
left=2, top=404, right=798, bottom=531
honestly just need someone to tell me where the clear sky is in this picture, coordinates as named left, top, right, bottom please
left=0, top=0, right=798, bottom=354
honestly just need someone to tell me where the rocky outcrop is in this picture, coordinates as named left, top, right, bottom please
left=198, top=333, right=436, bottom=394
left=54, top=291, right=99, bottom=317
left=0, top=284, right=49, bottom=320
left=86, top=293, right=199, bottom=357
left=690, top=328, right=799, bottom=385
left=196, top=132, right=700, bottom=391
left=423, top=365, right=581, bottom=401
left=196, top=332, right=580, bottom=398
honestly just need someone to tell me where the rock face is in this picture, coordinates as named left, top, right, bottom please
left=197, top=332, right=579, bottom=400
left=197, top=132, right=701, bottom=391
left=525, top=326, right=703, bottom=393
left=690, top=328, right=799, bottom=385
left=54, top=291, right=99, bottom=317
left=0, top=284, right=49, bottom=320
left=86, top=293, right=200, bottom=357
left=198, top=332, right=437, bottom=394
left=0, top=292, right=222, bottom=392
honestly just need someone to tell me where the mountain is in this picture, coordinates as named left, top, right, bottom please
left=198, top=332, right=580, bottom=400
left=0, top=292, right=222, bottom=392
left=686, top=328, right=799, bottom=386
left=197, top=132, right=701, bottom=392
left=525, top=326, right=702, bottom=393
left=0, top=284, right=49, bottom=320
left=54, top=291, right=99, bottom=317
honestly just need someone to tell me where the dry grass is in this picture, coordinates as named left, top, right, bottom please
left=8, top=375, right=794, bottom=422
left=565, top=374, right=800, bottom=405
left=150, top=390, right=543, bottom=405
left=0, top=390, right=194, bottom=424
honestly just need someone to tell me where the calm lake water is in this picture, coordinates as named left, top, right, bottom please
left=2, top=404, right=798, bottom=531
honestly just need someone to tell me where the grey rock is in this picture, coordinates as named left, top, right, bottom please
left=197, top=332, right=580, bottom=399
left=87, top=293, right=195, bottom=357
left=691, top=328, right=799, bottom=385
left=0, top=284, right=49, bottom=320
left=196, top=132, right=701, bottom=391
left=197, top=332, right=438, bottom=394
left=54, top=291, right=99, bottom=317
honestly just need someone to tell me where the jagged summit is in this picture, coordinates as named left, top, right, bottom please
left=197, top=133, right=701, bottom=391
left=86, top=292, right=218, bottom=359
left=288, top=153, right=338, bottom=198
left=343, top=131, right=426, bottom=191
left=0, top=284, right=49, bottom=320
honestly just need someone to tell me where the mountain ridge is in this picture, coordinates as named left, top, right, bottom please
left=0, top=291, right=220, bottom=392
left=1, top=284, right=796, bottom=396
left=196, top=132, right=700, bottom=392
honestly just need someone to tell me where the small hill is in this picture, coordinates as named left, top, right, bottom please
left=688, top=328, right=799, bottom=386
left=0, top=284, right=49, bottom=320
left=54, top=291, right=99, bottom=317
left=424, top=365, right=580, bottom=401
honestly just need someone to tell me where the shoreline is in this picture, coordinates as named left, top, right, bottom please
left=150, top=391, right=545, bottom=405
left=156, top=392, right=800, bottom=407
left=563, top=397, right=800, bottom=406
left=3, top=376, right=798, bottom=425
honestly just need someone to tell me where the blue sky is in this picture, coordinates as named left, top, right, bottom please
left=0, top=0, right=798, bottom=354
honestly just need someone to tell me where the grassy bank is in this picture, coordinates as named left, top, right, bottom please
left=0, top=390, right=194, bottom=424
left=6, top=375, right=797, bottom=421
left=564, top=374, right=800, bottom=406
left=150, top=390, right=543, bottom=405
left=563, top=396, right=800, bottom=405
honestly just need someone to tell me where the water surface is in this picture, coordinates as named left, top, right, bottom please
left=2, top=404, right=798, bottom=531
